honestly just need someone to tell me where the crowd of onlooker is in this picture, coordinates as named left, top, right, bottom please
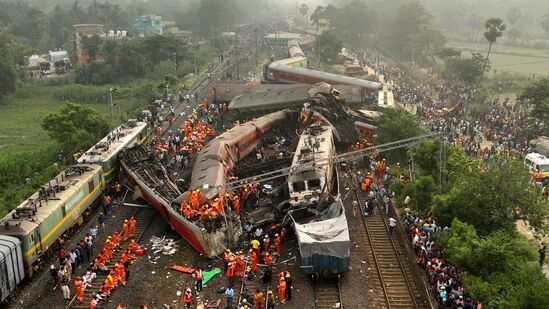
left=403, top=212, right=483, bottom=309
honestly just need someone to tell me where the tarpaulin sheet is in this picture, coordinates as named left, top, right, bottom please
left=292, top=199, right=350, bottom=259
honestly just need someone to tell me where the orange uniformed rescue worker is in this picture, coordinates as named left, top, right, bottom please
left=129, top=217, right=136, bottom=237
left=255, top=289, right=264, bottom=309
left=274, top=234, right=282, bottom=255
left=122, top=220, right=129, bottom=240
left=183, top=288, right=192, bottom=309
left=278, top=276, right=287, bottom=303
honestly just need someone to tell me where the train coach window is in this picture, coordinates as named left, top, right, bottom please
left=292, top=181, right=306, bottom=192
left=308, top=179, right=321, bottom=190
left=88, top=180, right=94, bottom=193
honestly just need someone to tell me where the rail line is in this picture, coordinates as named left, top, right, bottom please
left=349, top=167, right=429, bottom=309
left=67, top=206, right=157, bottom=309
left=163, top=46, right=256, bottom=135
left=314, top=276, right=343, bottom=309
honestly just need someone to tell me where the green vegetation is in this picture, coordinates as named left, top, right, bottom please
left=375, top=108, right=424, bottom=162
left=518, top=79, right=549, bottom=135
left=391, top=140, right=549, bottom=307
left=438, top=220, right=549, bottom=307
left=317, top=30, right=343, bottom=62
left=476, top=18, right=506, bottom=87
left=42, top=103, right=110, bottom=153
left=443, top=52, right=488, bottom=85
left=0, top=32, right=31, bottom=99
left=0, top=145, right=64, bottom=218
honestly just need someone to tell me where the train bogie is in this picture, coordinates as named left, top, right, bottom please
left=0, top=236, right=25, bottom=303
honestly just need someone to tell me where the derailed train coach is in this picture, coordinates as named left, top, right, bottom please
left=291, top=196, right=350, bottom=276
left=0, top=165, right=104, bottom=277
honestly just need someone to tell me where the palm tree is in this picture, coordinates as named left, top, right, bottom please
left=299, top=3, right=309, bottom=27
left=476, top=18, right=506, bottom=88
left=310, top=5, right=325, bottom=31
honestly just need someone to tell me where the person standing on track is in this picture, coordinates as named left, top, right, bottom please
left=255, top=289, right=264, bottom=309
left=122, top=220, right=129, bottom=240
left=61, top=275, right=71, bottom=300
left=225, top=286, right=235, bottom=309
left=285, top=272, right=292, bottom=301
left=129, top=217, right=137, bottom=238
left=388, top=217, right=397, bottom=234
left=193, top=267, right=203, bottom=292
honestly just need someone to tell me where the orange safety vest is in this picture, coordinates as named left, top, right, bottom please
left=195, top=269, right=203, bottom=280
left=184, top=291, right=192, bottom=303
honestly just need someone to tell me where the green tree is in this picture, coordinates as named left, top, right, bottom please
left=384, top=1, right=431, bottom=57
left=413, top=175, right=437, bottom=213
left=432, top=157, right=548, bottom=236
left=437, top=218, right=479, bottom=268
left=195, top=0, right=237, bottom=37
left=476, top=18, right=506, bottom=87
left=41, top=102, right=110, bottom=152
left=317, top=30, right=343, bottom=62
left=0, top=32, right=30, bottom=98
left=444, top=52, right=488, bottom=85
left=324, top=0, right=378, bottom=45
left=82, top=34, right=102, bottom=62
left=299, top=3, right=309, bottom=26
left=413, top=140, right=439, bottom=179
left=310, top=5, right=325, bottom=31
left=518, top=79, right=549, bottom=135
left=376, top=108, right=424, bottom=162
left=436, top=47, right=461, bottom=60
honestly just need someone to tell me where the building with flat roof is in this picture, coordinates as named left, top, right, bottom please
left=135, top=15, right=165, bottom=37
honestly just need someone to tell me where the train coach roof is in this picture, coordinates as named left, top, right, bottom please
left=78, top=121, right=148, bottom=164
left=228, top=85, right=309, bottom=111
left=215, top=83, right=307, bottom=102
left=269, top=62, right=381, bottom=90
left=189, top=161, right=226, bottom=200
left=293, top=200, right=350, bottom=259
left=0, top=165, right=102, bottom=235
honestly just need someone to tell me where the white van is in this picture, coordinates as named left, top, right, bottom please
left=524, top=153, right=549, bottom=179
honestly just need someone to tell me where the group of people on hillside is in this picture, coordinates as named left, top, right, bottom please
left=403, top=212, right=483, bottom=308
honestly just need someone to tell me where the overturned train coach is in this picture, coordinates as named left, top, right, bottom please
left=122, top=110, right=296, bottom=257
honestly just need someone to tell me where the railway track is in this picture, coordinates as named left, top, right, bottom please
left=314, top=277, right=343, bottom=309
left=163, top=46, right=256, bottom=134
left=67, top=207, right=157, bottom=308
left=348, top=168, right=429, bottom=309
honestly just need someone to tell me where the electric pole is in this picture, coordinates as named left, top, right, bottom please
left=172, top=52, right=178, bottom=75
left=108, top=87, right=117, bottom=129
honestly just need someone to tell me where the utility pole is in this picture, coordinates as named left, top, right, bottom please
left=194, top=38, right=199, bottom=75
left=108, top=87, right=117, bottom=129
left=172, top=52, right=178, bottom=75
left=438, top=138, right=447, bottom=192
left=164, top=75, right=169, bottom=98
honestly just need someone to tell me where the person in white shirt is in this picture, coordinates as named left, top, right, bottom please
left=388, top=217, right=397, bottom=234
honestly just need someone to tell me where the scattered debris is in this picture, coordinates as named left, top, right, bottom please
left=150, top=235, right=179, bottom=255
